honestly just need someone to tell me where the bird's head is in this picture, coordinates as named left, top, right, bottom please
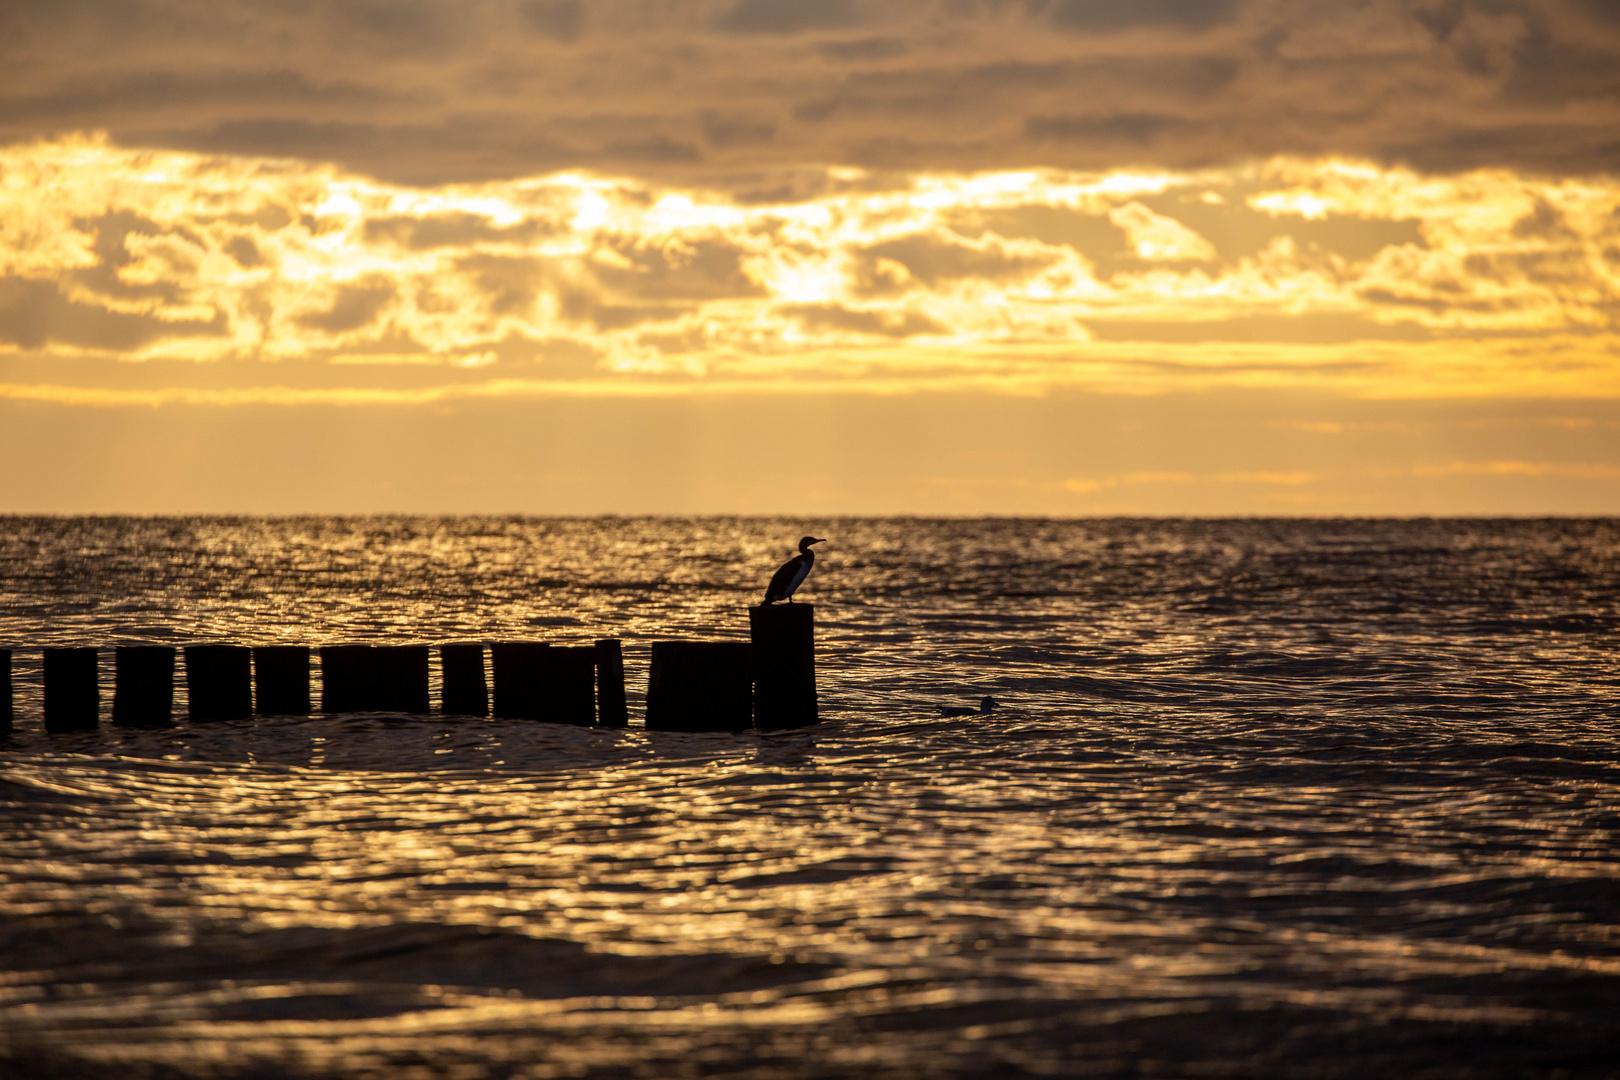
left=798, top=536, right=827, bottom=552
left=981, top=696, right=999, bottom=710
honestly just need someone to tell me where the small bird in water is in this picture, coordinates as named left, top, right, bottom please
left=762, top=536, right=826, bottom=605
left=938, top=696, right=999, bottom=717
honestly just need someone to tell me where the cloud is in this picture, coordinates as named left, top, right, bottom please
left=1108, top=202, right=1216, bottom=261
left=0, top=276, right=223, bottom=350
left=779, top=303, right=945, bottom=339
left=3, top=135, right=1619, bottom=404
left=1409, top=459, right=1620, bottom=479
left=714, top=0, right=858, bottom=34
left=519, top=0, right=582, bottom=42
left=295, top=277, right=396, bottom=335
left=1048, top=0, right=1247, bottom=33
left=2, top=1, right=1619, bottom=185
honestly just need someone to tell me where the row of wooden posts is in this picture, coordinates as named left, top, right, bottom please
left=0, top=604, right=817, bottom=737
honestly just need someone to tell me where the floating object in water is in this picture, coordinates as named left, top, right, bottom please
left=762, top=536, right=825, bottom=605
left=938, top=696, right=998, bottom=718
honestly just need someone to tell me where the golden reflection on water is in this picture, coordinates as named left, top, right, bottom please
left=1, top=518, right=1618, bottom=1077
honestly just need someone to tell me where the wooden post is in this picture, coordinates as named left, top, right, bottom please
left=0, top=649, right=11, bottom=738
left=320, top=645, right=429, bottom=714
left=44, top=648, right=99, bottom=732
left=750, top=604, right=818, bottom=731
left=377, top=645, right=430, bottom=714
left=320, top=645, right=367, bottom=713
left=595, top=638, right=628, bottom=728
left=645, top=641, right=752, bottom=733
left=439, top=643, right=489, bottom=717
left=184, top=645, right=253, bottom=721
left=113, top=646, right=175, bottom=727
left=548, top=645, right=596, bottom=726
left=253, top=646, right=310, bottom=716
left=490, top=642, right=550, bottom=720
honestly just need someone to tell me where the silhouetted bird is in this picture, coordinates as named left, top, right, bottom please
left=762, top=536, right=826, bottom=605
left=938, top=696, right=998, bottom=717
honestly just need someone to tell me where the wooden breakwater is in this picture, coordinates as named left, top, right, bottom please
left=0, top=605, right=816, bottom=736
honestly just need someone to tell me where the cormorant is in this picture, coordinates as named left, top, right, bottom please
left=762, top=536, right=825, bottom=605
left=938, top=696, right=998, bottom=717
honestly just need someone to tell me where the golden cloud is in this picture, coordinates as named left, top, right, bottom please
left=2, top=134, right=1618, bottom=404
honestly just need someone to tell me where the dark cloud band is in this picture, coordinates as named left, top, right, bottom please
left=3, top=0, right=1619, bottom=186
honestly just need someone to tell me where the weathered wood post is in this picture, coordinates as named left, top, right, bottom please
left=595, top=638, right=628, bottom=728
left=44, top=648, right=99, bottom=732
left=112, top=645, right=175, bottom=727
left=490, top=642, right=550, bottom=720
left=549, top=645, right=596, bottom=726
left=439, top=643, right=489, bottom=717
left=645, top=641, right=752, bottom=733
left=377, top=645, right=430, bottom=714
left=320, top=645, right=368, bottom=713
left=321, top=645, right=430, bottom=714
left=0, top=649, right=11, bottom=738
left=749, top=604, right=818, bottom=731
left=253, top=646, right=310, bottom=716
left=184, top=645, right=253, bottom=721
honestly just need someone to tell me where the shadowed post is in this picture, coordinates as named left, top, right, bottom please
left=440, top=643, right=489, bottom=717
left=253, top=646, right=310, bottom=716
left=595, top=638, right=628, bottom=728
left=377, top=645, right=430, bottom=714
left=321, top=645, right=430, bottom=714
left=491, top=642, right=550, bottom=720
left=645, top=641, right=752, bottom=733
left=185, top=645, right=253, bottom=721
left=0, top=649, right=11, bottom=737
left=549, top=645, right=596, bottom=726
left=44, top=648, right=99, bottom=732
left=750, top=603, right=818, bottom=731
left=320, top=646, right=368, bottom=713
left=112, top=646, right=175, bottom=727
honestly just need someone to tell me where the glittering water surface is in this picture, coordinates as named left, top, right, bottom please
left=1, top=517, right=1617, bottom=1079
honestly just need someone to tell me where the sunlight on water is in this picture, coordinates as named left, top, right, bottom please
left=1, top=518, right=1617, bottom=1078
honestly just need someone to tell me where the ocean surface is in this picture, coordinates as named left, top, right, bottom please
left=0, top=516, right=1616, bottom=1079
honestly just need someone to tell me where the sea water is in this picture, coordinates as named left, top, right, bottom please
left=1, top=517, right=1616, bottom=1078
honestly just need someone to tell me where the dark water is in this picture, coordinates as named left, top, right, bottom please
left=1, top=517, right=1617, bottom=1079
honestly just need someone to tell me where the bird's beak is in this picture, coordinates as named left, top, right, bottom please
left=812, top=538, right=827, bottom=544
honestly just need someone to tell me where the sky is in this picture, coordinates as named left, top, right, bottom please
left=2, top=0, right=1619, bottom=515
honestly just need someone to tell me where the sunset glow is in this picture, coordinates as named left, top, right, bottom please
left=6, top=134, right=1619, bottom=404
left=3, top=0, right=1618, bottom=514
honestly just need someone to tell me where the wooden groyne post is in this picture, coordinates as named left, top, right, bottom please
left=184, top=645, right=252, bottom=721
left=749, top=604, right=818, bottom=731
left=645, top=641, right=752, bottom=733
left=0, top=649, right=11, bottom=738
left=595, top=638, right=628, bottom=728
left=320, top=645, right=429, bottom=714
left=112, top=645, right=175, bottom=727
left=439, top=643, right=489, bottom=717
left=491, top=642, right=549, bottom=720
left=550, top=645, right=597, bottom=726
left=253, top=646, right=310, bottom=716
left=491, top=641, right=600, bottom=725
left=43, top=647, right=98, bottom=732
